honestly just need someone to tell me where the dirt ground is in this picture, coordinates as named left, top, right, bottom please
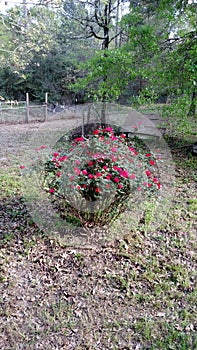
left=0, top=113, right=196, bottom=349
left=0, top=107, right=168, bottom=166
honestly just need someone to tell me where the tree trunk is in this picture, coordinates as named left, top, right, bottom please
left=101, top=101, right=106, bottom=125
left=100, top=4, right=110, bottom=124
left=188, top=89, right=196, bottom=117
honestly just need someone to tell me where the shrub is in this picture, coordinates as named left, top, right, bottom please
left=41, top=125, right=161, bottom=226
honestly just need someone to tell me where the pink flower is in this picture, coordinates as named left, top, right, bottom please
left=95, top=187, right=101, bottom=193
left=110, top=135, right=118, bottom=141
left=148, top=183, right=152, bottom=187
left=82, top=169, right=88, bottom=175
left=35, top=148, right=40, bottom=151
left=146, top=153, right=151, bottom=157
left=88, top=174, right=94, bottom=179
left=111, top=147, right=117, bottom=153
left=113, top=177, right=120, bottom=183
left=88, top=161, right=93, bottom=166
left=106, top=174, right=111, bottom=180
left=75, top=159, right=80, bottom=165
left=143, top=182, right=148, bottom=186
left=157, top=183, right=161, bottom=189
left=113, top=165, right=119, bottom=171
left=120, top=134, right=126, bottom=138
left=20, top=165, right=25, bottom=169
left=53, top=152, right=59, bottom=157
left=132, top=125, right=138, bottom=129
left=150, top=160, right=155, bottom=166
left=93, top=129, right=99, bottom=135
left=49, top=188, right=55, bottom=194
left=58, top=155, right=68, bottom=162
left=41, top=145, right=46, bottom=149
left=93, top=153, right=100, bottom=159
left=129, top=147, right=138, bottom=155
left=83, top=184, right=87, bottom=188
left=99, top=136, right=104, bottom=141
left=70, top=175, right=75, bottom=181
left=95, top=172, right=102, bottom=178
left=75, top=137, right=84, bottom=142
left=111, top=155, right=118, bottom=162
left=120, top=169, right=129, bottom=178
left=74, top=167, right=80, bottom=175
left=105, top=127, right=113, bottom=132
left=56, top=171, right=61, bottom=177
left=153, top=177, right=158, bottom=183
left=118, top=184, right=123, bottom=189
left=76, top=185, right=81, bottom=190
left=130, top=174, right=136, bottom=179
left=137, top=186, right=141, bottom=191
left=103, top=165, right=108, bottom=170
left=146, top=170, right=151, bottom=176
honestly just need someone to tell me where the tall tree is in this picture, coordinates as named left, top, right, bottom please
left=0, top=3, right=93, bottom=101
left=121, top=0, right=197, bottom=115
left=63, top=0, right=129, bottom=121
left=62, top=0, right=127, bottom=50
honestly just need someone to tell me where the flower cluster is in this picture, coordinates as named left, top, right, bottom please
left=41, top=126, right=161, bottom=202
left=19, top=125, right=162, bottom=226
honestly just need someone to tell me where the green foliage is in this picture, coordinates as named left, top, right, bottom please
left=0, top=0, right=196, bottom=121
left=71, top=48, right=137, bottom=101
left=122, top=0, right=197, bottom=116
left=21, top=126, right=162, bottom=227
left=0, top=3, right=94, bottom=101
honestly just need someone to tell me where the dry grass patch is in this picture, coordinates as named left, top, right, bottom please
left=0, top=117, right=196, bottom=349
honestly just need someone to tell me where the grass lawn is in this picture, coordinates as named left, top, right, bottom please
left=0, top=110, right=196, bottom=349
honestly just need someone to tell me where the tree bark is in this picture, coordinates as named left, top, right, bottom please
left=188, top=89, right=196, bottom=117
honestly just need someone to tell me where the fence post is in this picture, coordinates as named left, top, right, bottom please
left=45, top=92, right=48, bottom=121
left=82, top=111, right=85, bottom=137
left=25, top=92, right=29, bottom=123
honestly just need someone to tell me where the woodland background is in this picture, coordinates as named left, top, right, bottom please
left=0, top=0, right=196, bottom=120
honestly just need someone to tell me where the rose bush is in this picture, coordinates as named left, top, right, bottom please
left=36, top=125, right=162, bottom=226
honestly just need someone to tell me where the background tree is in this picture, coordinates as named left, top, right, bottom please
left=121, top=0, right=197, bottom=115
left=63, top=0, right=130, bottom=121
left=0, top=2, right=96, bottom=101
left=0, top=0, right=196, bottom=121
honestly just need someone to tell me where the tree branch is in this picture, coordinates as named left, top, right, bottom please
left=109, top=30, right=123, bottom=44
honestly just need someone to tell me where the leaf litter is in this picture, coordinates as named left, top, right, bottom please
left=0, top=118, right=196, bottom=349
